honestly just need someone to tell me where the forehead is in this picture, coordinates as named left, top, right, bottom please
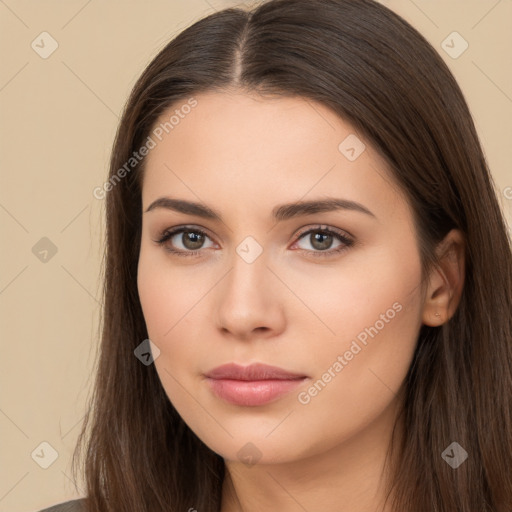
left=146, top=90, right=355, bottom=168
left=141, top=90, right=407, bottom=221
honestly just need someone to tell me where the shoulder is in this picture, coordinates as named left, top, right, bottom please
left=36, top=498, right=86, bottom=512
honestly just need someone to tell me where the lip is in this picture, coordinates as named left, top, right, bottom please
left=205, top=362, right=306, bottom=381
left=204, top=363, right=308, bottom=407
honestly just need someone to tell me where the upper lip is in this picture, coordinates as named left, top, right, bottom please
left=204, top=363, right=307, bottom=381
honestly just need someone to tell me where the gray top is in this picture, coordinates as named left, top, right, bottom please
left=36, top=498, right=86, bottom=512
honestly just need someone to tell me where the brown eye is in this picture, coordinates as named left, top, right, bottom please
left=309, top=231, right=334, bottom=251
left=155, top=227, right=215, bottom=256
left=293, top=226, right=354, bottom=258
left=180, top=230, right=206, bottom=250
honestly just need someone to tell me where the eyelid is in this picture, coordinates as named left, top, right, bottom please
left=153, top=224, right=216, bottom=249
left=292, top=224, right=354, bottom=242
left=289, top=225, right=354, bottom=257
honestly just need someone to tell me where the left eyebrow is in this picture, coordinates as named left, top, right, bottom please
left=272, top=198, right=376, bottom=221
left=144, top=197, right=376, bottom=221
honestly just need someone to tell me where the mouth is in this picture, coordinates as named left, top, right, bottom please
left=203, top=363, right=308, bottom=407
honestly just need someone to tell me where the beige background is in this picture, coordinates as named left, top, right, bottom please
left=1, top=1, right=510, bottom=511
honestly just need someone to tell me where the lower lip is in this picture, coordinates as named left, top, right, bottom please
left=206, top=378, right=306, bottom=406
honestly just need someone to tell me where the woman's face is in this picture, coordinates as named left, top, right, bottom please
left=137, top=90, right=425, bottom=465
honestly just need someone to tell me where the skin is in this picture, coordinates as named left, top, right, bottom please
left=137, top=90, right=465, bottom=512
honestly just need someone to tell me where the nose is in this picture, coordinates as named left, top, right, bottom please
left=214, top=248, right=286, bottom=341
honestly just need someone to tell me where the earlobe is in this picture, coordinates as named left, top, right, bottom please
left=421, top=229, right=465, bottom=326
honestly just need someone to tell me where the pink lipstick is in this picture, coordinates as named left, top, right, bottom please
left=204, top=363, right=307, bottom=407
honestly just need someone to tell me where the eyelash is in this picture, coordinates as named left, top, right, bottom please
left=154, top=225, right=354, bottom=259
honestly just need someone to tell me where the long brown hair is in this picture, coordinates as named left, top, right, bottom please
left=71, top=0, right=512, bottom=510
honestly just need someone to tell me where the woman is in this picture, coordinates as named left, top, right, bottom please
left=39, top=0, right=512, bottom=510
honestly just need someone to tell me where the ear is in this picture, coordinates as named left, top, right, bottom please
left=422, top=229, right=465, bottom=326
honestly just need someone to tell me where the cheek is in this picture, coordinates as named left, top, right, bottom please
left=136, top=249, right=217, bottom=408
left=278, top=233, right=423, bottom=351
left=137, top=248, right=208, bottom=340
left=327, top=240, right=423, bottom=379
left=293, top=243, right=423, bottom=439
left=137, top=262, right=172, bottom=340
left=296, top=290, right=421, bottom=452
left=137, top=254, right=225, bottom=446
